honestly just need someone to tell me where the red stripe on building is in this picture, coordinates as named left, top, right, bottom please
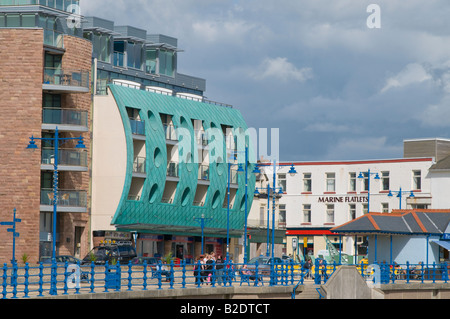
left=286, top=229, right=339, bottom=236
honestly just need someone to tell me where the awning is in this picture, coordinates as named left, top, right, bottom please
left=431, top=240, right=450, bottom=251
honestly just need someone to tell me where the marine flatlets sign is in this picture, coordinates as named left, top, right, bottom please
left=318, top=196, right=368, bottom=203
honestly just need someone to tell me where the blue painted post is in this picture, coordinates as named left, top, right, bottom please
left=210, top=260, right=216, bottom=287
left=432, top=262, right=436, bottom=283
left=157, top=260, right=162, bottom=290
left=128, top=261, right=133, bottom=291
left=314, top=259, right=321, bottom=284
left=11, top=262, right=18, bottom=299
left=195, top=260, right=201, bottom=288
left=116, top=262, right=121, bottom=292
left=181, top=259, right=186, bottom=288
left=23, top=263, right=29, bottom=298
left=50, top=260, right=58, bottom=296
left=142, top=261, right=148, bottom=291
left=104, top=261, right=110, bottom=293
left=63, top=261, right=69, bottom=295
left=254, top=260, right=259, bottom=286
left=169, top=260, right=174, bottom=289
left=421, top=262, right=425, bottom=283
left=89, top=262, right=95, bottom=293
left=2, top=263, right=7, bottom=299
left=406, top=261, right=410, bottom=284
left=38, top=262, right=44, bottom=297
left=444, top=262, right=449, bottom=283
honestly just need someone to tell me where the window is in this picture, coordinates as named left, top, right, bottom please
left=326, top=173, right=335, bottom=192
left=413, top=170, right=421, bottom=190
left=259, top=205, right=265, bottom=226
left=349, top=172, right=356, bottom=192
left=303, top=204, right=311, bottom=223
left=363, top=204, right=368, bottom=214
left=145, top=49, right=157, bottom=74
left=303, top=173, right=312, bottom=192
left=279, top=204, right=286, bottom=227
left=381, top=171, right=389, bottom=191
left=349, top=204, right=356, bottom=220
left=159, top=49, right=175, bottom=76
left=382, top=203, right=389, bottom=213
left=326, top=204, right=334, bottom=223
left=278, top=174, right=286, bottom=193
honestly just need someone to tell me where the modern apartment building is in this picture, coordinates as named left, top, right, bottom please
left=0, top=1, right=256, bottom=263
left=0, top=0, right=91, bottom=263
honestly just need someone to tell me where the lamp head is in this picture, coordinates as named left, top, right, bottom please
left=75, top=138, right=86, bottom=149
left=237, top=164, right=244, bottom=172
left=26, top=137, right=38, bottom=151
left=374, top=173, right=380, bottom=180
left=252, top=165, right=261, bottom=174
left=254, top=188, right=260, bottom=195
left=288, top=164, right=297, bottom=176
left=358, top=172, right=364, bottom=179
left=409, top=191, right=415, bottom=198
left=388, top=191, right=393, bottom=197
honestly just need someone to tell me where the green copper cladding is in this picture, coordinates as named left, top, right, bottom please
left=108, top=84, right=256, bottom=237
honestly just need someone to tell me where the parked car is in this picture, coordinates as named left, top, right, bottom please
left=82, top=241, right=137, bottom=265
left=245, top=256, right=284, bottom=275
left=40, top=255, right=83, bottom=265
left=130, top=256, right=158, bottom=266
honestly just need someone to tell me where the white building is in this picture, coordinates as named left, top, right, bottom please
left=247, top=138, right=450, bottom=263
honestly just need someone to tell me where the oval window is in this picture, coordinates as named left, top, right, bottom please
left=181, top=188, right=191, bottom=207
left=154, top=147, right=163, bottom=167
left=211, top=190, right=221, bottom=209
left=149, top=184, right=158, bottom=203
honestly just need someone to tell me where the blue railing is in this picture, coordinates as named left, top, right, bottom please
left=1, top=259, right=303, bottom=299
left=3, top=258, right=449, bottom=299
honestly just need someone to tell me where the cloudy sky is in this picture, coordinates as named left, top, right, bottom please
left=81, top=0, right=450, bottom=162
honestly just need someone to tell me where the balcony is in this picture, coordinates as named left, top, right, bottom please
left=43, top=68, right=89, bottom=93
left=164, top=124, right=177, bottom=143
left=130, top=118, right=145, bottom=137
left=167, top=161, right=179, bottom=178
left=42, top=108, right=89, bottom=132
left=44, top=29, right=64, bottom=49
left=198, top=164, right=210, bottom=181
left=132, top=157, right=146, bottom=176
left=41, top=148, right=88, bottom=171
left=40, top=189, right=87, bottom=213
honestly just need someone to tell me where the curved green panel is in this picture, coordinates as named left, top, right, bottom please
left=108, top=84, right=256, bottom=237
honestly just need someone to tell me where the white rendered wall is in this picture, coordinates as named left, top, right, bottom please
left=91, top=92, right=127, bottom=241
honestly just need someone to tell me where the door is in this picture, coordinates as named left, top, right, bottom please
left=74, top=227, right=83, bottom=258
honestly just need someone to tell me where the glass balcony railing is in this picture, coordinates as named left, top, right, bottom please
left=167, top=161, right=179, bottom=178
left=133, top=157, right=146, bottom=174
left=113, top=51, right=125, bottom=68
left=42, top=108, right=88, bottom=128
left=43, top=68, right=89, bottom=89
left=0, top=0, right=81, bottom=13
left=164, top=124, right=177, bottom=141
left=40, top=189, right=87, bottom=208
left=129, top=119, right=145, bottom=135
left=41, top=148, right=87, bottom=167
left=44, top=29, right=64, bottom=49
left=198, top=164, right=210, bottom=181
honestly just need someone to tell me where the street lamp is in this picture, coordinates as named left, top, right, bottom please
left=225, top=146, right=249, bottom=263
left=253, top=162, right=297, bottom=260
left=27, top=127, right=85, bottom=264
left=388, top=187, right=415, bottom=209
left=194, top=214, right=213, bottom=255
left=358, top=169, right=380, bottom=213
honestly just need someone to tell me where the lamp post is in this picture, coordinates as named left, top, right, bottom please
left=358, top=169, right=380, bottom=213
left=388, top=187, right=415, bottom=209
left=253, top=162, right=297, bottom=261
left=194, top=214, right=213, bottom=255
left=27, top=127, right=85, bottom=263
